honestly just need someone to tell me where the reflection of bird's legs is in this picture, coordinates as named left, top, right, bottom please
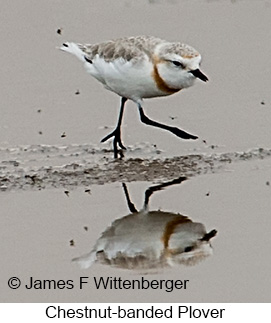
left=143, top=177, right=187, bottom=210
left=101, top=97, right=127, bottom=158
left=122, top=183, right=138, bottom=213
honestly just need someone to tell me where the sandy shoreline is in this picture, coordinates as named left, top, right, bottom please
left=0, top=144, right=271, bottom=192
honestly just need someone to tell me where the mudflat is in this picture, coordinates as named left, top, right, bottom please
left=0, top=0, right=271, bottom=302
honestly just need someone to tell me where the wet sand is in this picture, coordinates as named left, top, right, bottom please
left=1, top=0, right=271, bottom=302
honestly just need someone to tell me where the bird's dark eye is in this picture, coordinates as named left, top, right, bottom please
left=184, top=246, right=194, bottom=253
left=172, top=61, right=184, bottom=68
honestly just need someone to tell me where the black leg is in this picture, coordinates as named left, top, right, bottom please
left=122, top=183, right=138, bottom=213
left=138, top=105, right=198, bottom=140
left=101, top=97, right=127, bottom=158
left=143, top=177, right=187, bottom=210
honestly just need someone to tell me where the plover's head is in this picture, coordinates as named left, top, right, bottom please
left=154, top=42, right=208, bottom=91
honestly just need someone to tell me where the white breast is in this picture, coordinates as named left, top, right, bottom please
left=85, top=54, right=169, bottom=102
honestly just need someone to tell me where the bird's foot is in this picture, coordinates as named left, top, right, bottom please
left=101, top=127, right=126, bottom=158
left=170, top=127, right=198, bottom=140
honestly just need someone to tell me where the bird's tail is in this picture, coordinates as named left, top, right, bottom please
left=60, top=42, right=86, bottom=62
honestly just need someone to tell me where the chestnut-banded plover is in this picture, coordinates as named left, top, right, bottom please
left=61, top=36, right=208, bottom=157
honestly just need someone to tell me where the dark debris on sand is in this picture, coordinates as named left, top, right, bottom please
left=0, top=147, right=270, bottom=193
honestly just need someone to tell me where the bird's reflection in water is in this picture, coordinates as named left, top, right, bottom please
left=73, top=177, right=217, bottom=271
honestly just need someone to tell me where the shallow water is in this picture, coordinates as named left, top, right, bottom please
left=1, top=154, right=271, bottom=302
left=1, top=0, right=271, bottom=303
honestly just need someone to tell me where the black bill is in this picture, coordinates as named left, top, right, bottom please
left=200, top=229, right=217, bottom=242
left=190, top=69, right=209, bottom=82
